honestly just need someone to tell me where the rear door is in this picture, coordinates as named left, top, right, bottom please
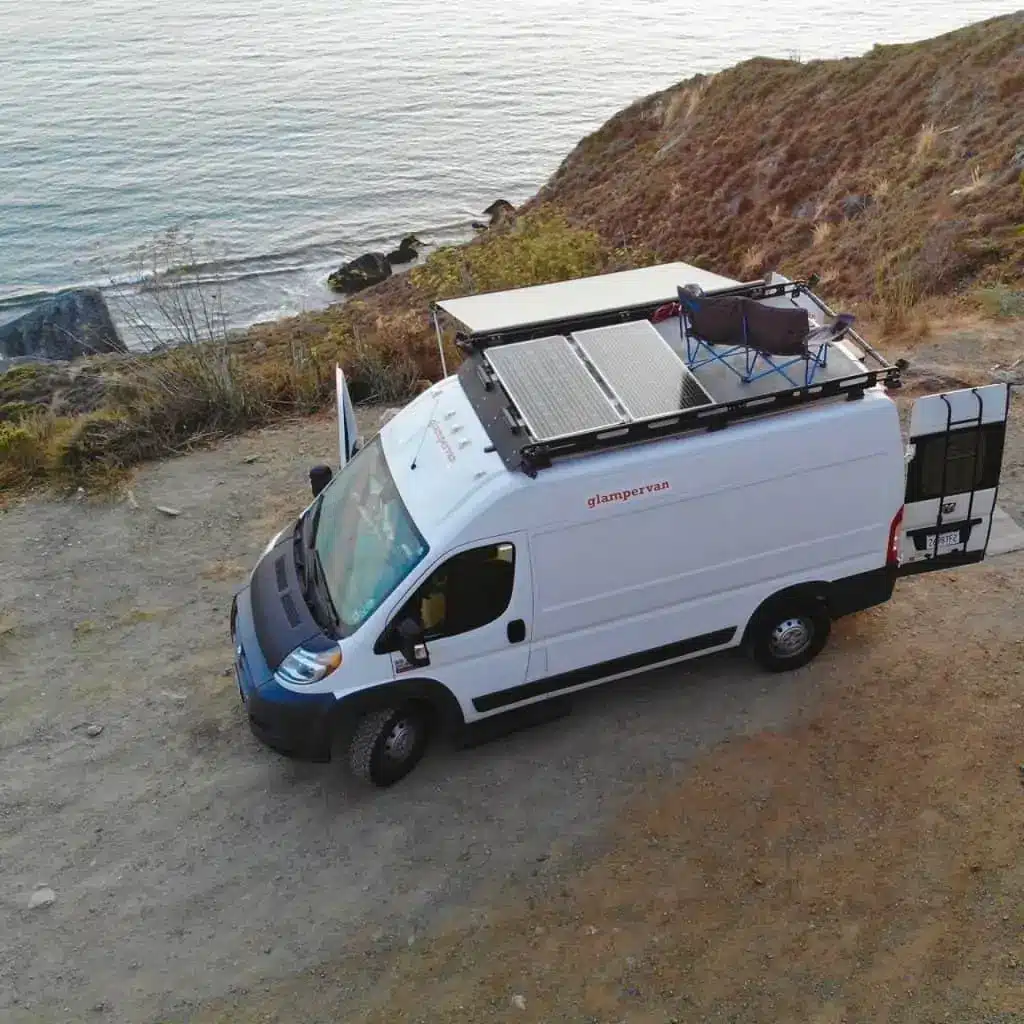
left=899, top=383, right=1010, bottom=575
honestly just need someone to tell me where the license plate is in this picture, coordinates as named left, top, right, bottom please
left=927, top=529, right=962, bottom=555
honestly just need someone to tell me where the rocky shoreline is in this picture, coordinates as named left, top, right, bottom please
left=326, top=199, right=516, bottom=295
left=0, top=199, right=518, bottom=372
left=0, top=288, right=126, bottom=371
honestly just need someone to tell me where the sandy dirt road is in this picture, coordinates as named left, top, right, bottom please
left=1, top=410, right=825, bottom=1023
left=3, top=324, right=1023, bottom=1023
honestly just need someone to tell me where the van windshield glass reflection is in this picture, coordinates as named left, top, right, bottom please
left=312, top=437, right=427, bottom=634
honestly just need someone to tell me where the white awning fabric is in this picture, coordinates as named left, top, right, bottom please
left=434, top=262, right=739, bottom=335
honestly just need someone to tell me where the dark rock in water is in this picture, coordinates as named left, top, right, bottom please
left=327, top=252, right=392, bottom=294
left=0, top=288, right=125, bottom=362
left=385, top=234, right=425, bottom=266
left=471, top=221, right=488, bottom=233
left=483, top=199, right=516, bottom=227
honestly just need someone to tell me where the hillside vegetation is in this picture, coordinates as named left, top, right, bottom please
left=531, top=12, right=1024, bottom=321
left=0, top=212, right=636, bottom=491
left=2, top=14, right=1022, bottom=491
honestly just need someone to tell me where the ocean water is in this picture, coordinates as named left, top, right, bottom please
left=1, top=0, right=1018, bottom=342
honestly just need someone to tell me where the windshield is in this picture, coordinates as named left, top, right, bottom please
left=312, top=435, right=428, bottom=635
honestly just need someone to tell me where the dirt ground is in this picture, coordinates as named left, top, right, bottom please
left=2, top=321, right=1023, bottom=1023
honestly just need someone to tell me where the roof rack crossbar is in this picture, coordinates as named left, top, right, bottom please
left=450, top=272, right=903, bottom=476
left=518, top=369, right=898, bottom=473
left=458, top=354, right=902, bottom=476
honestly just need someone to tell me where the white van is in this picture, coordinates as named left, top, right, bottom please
left=230, top=263, right=1010, bottom=786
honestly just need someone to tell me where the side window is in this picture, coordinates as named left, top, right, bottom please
left=906, top=423, right=1005, bottom=502
left=405, top=543, right=515, bottom=640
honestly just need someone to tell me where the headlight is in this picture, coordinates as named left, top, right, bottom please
left=274, top=645, right=342, bottom=686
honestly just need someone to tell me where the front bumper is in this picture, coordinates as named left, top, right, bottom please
left=231, top=587, right=336, bottom=762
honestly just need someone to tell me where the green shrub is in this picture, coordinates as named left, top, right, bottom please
left=976, top=285, right=1024, bottom=319
left=49, top=410, right=141, bottom=478
left=411, top=208, right=611, bottom=300
left=0, top=416, right=57, bottom=488
left=0, top=400, right=39, bottom=424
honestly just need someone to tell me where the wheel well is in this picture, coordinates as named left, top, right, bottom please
left=743, top=583, right=830, bottom=645
left=329, top=678, right=465, bottom=742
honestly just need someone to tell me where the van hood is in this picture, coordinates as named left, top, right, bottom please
left=248, top=532, right=323, bottom=671
left=379, top=376, right=507, bottom=542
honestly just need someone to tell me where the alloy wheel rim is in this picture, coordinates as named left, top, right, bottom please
left=383, top=718, right=417, bottom=762
left=768, top=617, right=813, bottom=659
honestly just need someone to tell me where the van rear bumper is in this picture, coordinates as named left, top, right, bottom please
left=231, top=587, right=336, bottom=763
left=828, top=566, right=897, bottom=618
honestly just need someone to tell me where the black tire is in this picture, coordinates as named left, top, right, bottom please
left=348, top=705, right=430, bottom=787
left=748, top=596, right=831, bottom=672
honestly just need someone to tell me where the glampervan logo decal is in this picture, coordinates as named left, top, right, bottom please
left=430, top=420, right=457, bottom=464
left=587, top=481, right=670, bottom=509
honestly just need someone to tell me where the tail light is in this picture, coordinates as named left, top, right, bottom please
left=887, top=506, right=904, bottom=566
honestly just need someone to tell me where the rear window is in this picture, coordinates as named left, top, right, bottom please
left=906, top=423, right=1005, bottom=502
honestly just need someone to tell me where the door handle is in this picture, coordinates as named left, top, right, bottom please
left=507, top=619, right=526, bottom=644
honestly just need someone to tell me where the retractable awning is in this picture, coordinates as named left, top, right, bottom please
left=434, top=261, right=738, bottom=335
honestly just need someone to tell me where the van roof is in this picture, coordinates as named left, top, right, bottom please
left=442, top=268, right=901, bottom=476
left=434, top=262, right=736, bottom=335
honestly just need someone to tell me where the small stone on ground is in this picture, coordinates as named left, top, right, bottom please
left=28, top=887, right=56, bottom=909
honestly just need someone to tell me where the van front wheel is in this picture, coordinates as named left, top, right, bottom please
left=349, top=705, right=430, bottom=787
left=748, top=598, right=830, bottom=672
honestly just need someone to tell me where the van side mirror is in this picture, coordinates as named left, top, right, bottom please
left=394, top=615, right=430, bottom=667
left=309, top=464, right=333, bottom=498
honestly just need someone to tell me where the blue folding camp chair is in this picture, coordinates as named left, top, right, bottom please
left=678, top=284, right=854, bottom=387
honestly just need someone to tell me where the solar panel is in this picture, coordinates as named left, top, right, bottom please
left=485, top=335, right=622, bottom=441
left=572, top=320, right=714, bottom=420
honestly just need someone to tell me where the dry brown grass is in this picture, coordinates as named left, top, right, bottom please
left=739, top=245, right=766, bottom=275
left=951, top=164, right=992, bottom=197
left=913, top=120, right=939, bottom=160
left=871, top=177, right=892, bottom=201
left=812, top=221, right=833, bottom=247
left=530, top=12, right=1024, bottom=307
left=662, top=80, right=706, bottom=127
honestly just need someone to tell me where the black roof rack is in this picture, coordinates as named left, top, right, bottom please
left=454, top=275, right=903, bottom=477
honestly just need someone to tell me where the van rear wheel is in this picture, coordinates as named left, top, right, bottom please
left=348, top=705, right=431, bottom=787
left=749, top=598, right=830, bottom=672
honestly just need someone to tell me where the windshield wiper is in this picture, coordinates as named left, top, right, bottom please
left=307, top=547, right=341, bottom=631
left=292, top=508, right=329, bottom=629
left=293, top=498, right=340, bottom=632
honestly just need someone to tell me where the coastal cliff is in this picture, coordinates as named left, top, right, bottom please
left=2, top=13, right=1021, bottom=490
